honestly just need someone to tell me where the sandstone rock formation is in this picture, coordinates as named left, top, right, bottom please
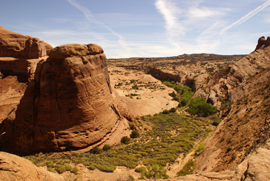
left=255, top=36, right=270, bottom=50
left=0, top=26, right=53, bottom=81
left=0, top=151, right=64, bottom=181
left=0, top=26, right=52, bottom=58
left=0, top=43, right=124, bottom=155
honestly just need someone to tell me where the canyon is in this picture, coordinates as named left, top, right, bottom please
left=0, top=27, right=270, bottom=181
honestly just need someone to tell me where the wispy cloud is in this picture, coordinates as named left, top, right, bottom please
left=66, top=0, right=129, bottom=51
left=220, top=0, right=270, bottom=34
left=155, top=0, right=185, bottom=37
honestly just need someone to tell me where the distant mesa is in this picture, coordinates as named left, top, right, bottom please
left=0, top=27, right=127, bottom=155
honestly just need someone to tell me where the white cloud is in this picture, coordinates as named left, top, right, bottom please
left=66, top=0, right=130, bottom=52
left=155, top=0, right=185, bottom=37
left=220, top=0, right=270, bottom=35
left=188, top=7, right=224, bottom=18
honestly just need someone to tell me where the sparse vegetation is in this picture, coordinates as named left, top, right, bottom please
left=136, top=164, right=169, bottom=179
left=25, top=112, right=209, bottom=174
left=177, top=159, right=197, bottom=176
left=196, top=143, right=205, bottom=153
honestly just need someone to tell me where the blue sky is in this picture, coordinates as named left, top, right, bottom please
left=1, top=0, right=270, bottom=58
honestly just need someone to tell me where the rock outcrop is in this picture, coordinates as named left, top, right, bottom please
left=0, top=43, right=124, bottom=155
left=0, top=26, right=53, bottom=81
left=0, top=151, right=64, bottom=181
left=255, top=36, right=270, bottom=50
left=0, top=26, right=52, bottom=58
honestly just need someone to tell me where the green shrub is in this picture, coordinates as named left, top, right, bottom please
left=55, top=164, right=66, bottom=174
left=130, top=130, right=140, bottom=138
left=129, top=123, right=136, bottom=130
left=188, top=98, right=217, bottom=117
left=169, top=108, right=176, bottom=112
left=212, top=121, right=220, bottom=126
left=47, top=167, right=55, bottom=173
left=70, top=167, right=79, bottom=174
left=65, top=165, right=72, bottom=171
left=177, top=159, right=196, bottom=176
left=162, top=110, right=170, bottom=114
left=41, top=160, right=54, bottom=168
left=121, top=136, right=131, bottom=144
left=103, top=144, right=112, bottom=151
left=196, top=143, right=205, bottom=153
left=90, top=147, right=102, bottom=154
left=136, top=164, right=169, bottom=179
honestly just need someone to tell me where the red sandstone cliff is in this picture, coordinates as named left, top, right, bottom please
left=0, top=44, right=125, bottom=154
left=0, top=26, right=53, bottom=81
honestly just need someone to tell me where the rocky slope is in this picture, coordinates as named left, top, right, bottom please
left=195, top=38, right=270, bottom=173
left=0, top=43, right=128, bottom=155
left=0, top=151, right=64, bottom=181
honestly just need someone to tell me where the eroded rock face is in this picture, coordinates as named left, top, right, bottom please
left=0, top=27, right=53, bottom=81
left=0, top=26, right=53, bottom=58
left=0, top=44, right=122, bottom=154
left=255, top=36, right=270, bottom=50
left=0, top=151, right=64, bottom=181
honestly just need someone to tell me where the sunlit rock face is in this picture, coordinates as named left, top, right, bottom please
left=0, top=43, right=121, bottom=154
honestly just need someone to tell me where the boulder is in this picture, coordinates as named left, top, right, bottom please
left=0, top=151, right=64, bottom=181
left=0, top=44, right=122, bottom=154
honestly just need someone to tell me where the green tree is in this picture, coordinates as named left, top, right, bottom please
left=188, top=98, right=217, bottom=117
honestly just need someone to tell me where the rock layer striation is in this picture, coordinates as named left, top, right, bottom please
left=0, top=44, right=122, bottom=154
left=0, top=26, right=53, bottom=81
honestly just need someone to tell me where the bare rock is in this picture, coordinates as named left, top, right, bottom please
left=242, top=148, right=270, bottom=181
left=0, top=43, right=123, bottom=154
left=0, top=26, right=52, bottom=58
left=0, top=151, right=64, bottom=181
left=0, top=27, right=53, bottom=81
left=255, top=36, right=270, bottom=50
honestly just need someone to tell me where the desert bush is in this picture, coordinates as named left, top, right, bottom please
left=90, top=147, right=102, bottom=154
left=129, top=123, right=136, bottom=130
left=136, top=164, right=169, bottom=179
left=70, top=167, right=79, bottom=174
left=196, top=143, right=205, bottom=153
left=103, top=144, right=112, bottom=151
left=130, top=130, right=140, bottom=138
left=162, top=110, right=170, bottom=114
left=177, top=159, right=196, bottom=176
left=42, top=160, right=54, bottom=168
left=121, top=136, right=131, bottom=144
left=55, top=164, right=66, bottom=174
left=169, top=107, right=176, bottom=112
